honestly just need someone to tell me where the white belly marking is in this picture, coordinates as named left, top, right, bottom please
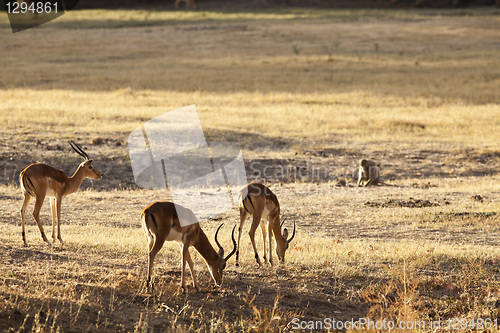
left=261, top=206, right=270, bottom=221
left=46, top=188, right=57, bottom=198
left=166, top=228, right=183, bottom=242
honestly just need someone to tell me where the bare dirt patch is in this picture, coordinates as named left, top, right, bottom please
left=3, top=136, right=499, bottom=192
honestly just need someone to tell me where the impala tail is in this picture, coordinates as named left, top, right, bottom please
left=141, top=209, right=157, bottom=251
left=19, top=170, right=36, bottom=197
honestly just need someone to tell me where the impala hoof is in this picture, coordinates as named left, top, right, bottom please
left=181, top=285, right=189, bottom=294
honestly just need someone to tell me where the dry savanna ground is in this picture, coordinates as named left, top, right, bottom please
left=0, top=7, right=499, bottom=332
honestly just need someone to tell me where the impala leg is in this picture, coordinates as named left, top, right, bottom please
left=147, top=251, right=155, bottom=291
left=236, top=209, right=248, bottom=267
left=259, top=221, right=267, bottom=264
left=180, top=243, right=190, bottom=294
left=184, top=249, right=199, bottom=291
left=146, top=235, right=163, bottom=291
left=32, top=194, right=50, bottom=246
left=249, top=213, right=263, bottom=267
left=50, top=198, right=56, bottom=242
left=268, top=215, right=277, bottom=267
left=55, top=196, right=63, bottom=243
left=20, top=194, right=31, bottom=246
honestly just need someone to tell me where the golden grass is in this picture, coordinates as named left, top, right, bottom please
left=1, top=89, right=498, bottom=152
left=2, top=179, right=499, bottom=275
left=0, top=7, right=499, bottom=332
left=1, top=8, right=498, bottom=155
left=2, top=182, right=499, bottom=331
left=1, top=11, right=499, bottom=152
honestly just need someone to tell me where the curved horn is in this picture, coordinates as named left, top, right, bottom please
left=224, top=225, right=237, bottom=262
left=68, top=140, right=90, bottom=160
left=287, top=218, right=296, bottom=243
left=214, top=223, right=224, bottom=254
left=280, top=216, right=287, bottom=228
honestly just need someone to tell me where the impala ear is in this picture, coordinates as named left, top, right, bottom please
left=283, top=228, right=289, bottom=241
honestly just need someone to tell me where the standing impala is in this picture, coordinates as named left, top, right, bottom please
left=19, top=141, right=102, bottom=246
left=142, top=201, right=237, bottom=293
left=236, top=183, right=296, bottom=267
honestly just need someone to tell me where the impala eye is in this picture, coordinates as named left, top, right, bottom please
left=89, top=166, right=93, bottom=170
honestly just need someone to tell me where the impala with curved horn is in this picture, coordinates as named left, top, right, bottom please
left=236, top=183, right=296, bottom=267
left=19, top=140, right=102, bottom=246
left=141, top=201, right=237, bottom=293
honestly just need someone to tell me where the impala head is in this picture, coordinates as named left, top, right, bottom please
left=211, top=224, right=237, bottom=287
left=277, top=217, right=296, bottom=263
left=69, top=140, right=102, bottom=180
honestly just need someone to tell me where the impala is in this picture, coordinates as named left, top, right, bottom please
left=236, top=183, right=296, bottom=267
left=19, top=141, right=102, bottom=246
left=142, top=201, right=236, bottom=293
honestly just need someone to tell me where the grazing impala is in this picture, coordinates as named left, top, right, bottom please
left=142, top=201, right=236, bottom=293
left=236, top=183, right=296, bottom=267
left=19, top=141, right=102, bottom=246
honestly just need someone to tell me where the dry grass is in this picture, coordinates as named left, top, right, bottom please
left=0, top=7, right=499, bottom=332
